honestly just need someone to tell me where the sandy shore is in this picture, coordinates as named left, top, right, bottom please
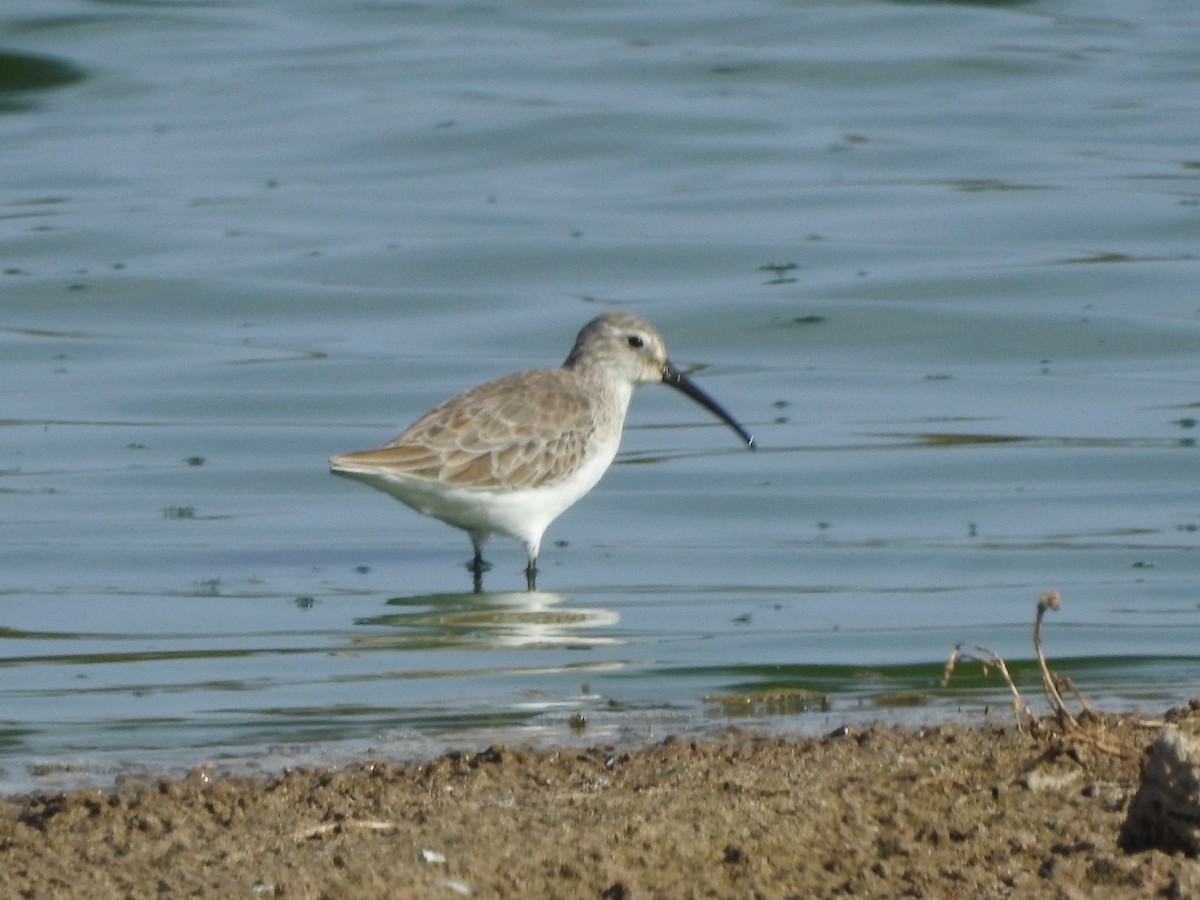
left=1, top=707, right=1198, bottom=899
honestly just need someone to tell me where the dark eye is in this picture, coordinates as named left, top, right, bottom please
left=627, top=335, right=644, bottom=348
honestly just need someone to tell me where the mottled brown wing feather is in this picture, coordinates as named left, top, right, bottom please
left=340, top=368, right=600, bottom=491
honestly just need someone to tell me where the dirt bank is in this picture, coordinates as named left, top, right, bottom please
left=2, top=707, right=1198, bottom=899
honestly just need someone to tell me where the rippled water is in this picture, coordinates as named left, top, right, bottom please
left=2, top=0, right=1199, bottom=791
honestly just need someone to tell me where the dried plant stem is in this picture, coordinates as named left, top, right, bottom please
left=944, top=590, right=1131, bottom=756
left=1033, top=589, right=1078, bottom=728
left=943, top=642, right=1035, bottom=730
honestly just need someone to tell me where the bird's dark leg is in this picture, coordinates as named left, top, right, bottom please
left=524, top=550, right=538, bottom=592
left=467, top=534, right=491, bottom=593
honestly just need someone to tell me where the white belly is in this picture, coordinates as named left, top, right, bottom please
left=333, top=431, right=621, bottom=552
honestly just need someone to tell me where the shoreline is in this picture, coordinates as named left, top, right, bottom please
left=2, top=706, right=1197, bottom=898
left=0, top=704, right=997, bottom=799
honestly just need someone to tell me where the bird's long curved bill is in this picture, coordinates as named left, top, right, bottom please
left=662, top=363, right=755, bottom=448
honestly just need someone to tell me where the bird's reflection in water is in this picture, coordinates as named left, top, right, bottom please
left=353, top=590, right=620, bottom=650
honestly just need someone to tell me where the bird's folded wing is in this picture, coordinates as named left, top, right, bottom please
left=333, top=369, right=603, bottom=491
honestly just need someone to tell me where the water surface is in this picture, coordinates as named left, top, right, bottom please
left=2, top=0, right=1199, bottom=791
